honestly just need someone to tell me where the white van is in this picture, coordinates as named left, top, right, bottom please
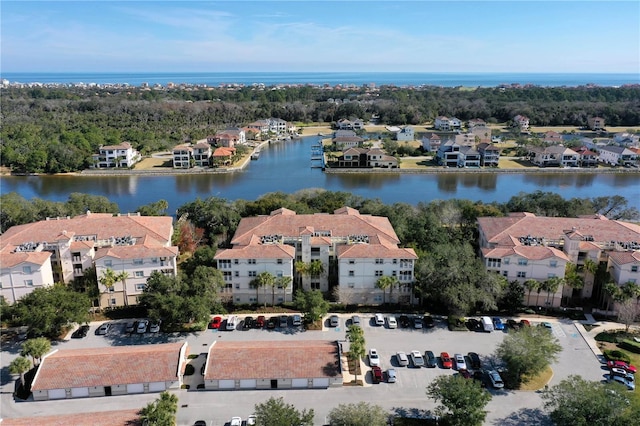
left=481, top=316, right=494, bottom=332
left=226, top=315, right=238, bottom=331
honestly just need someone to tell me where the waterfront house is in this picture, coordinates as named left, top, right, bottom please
left=172, top=144, right=193, bottom=169
left=528, top=145, right=579, bottom=167
left=436, top=140, right=462, bottom=167
left=247, top=120, right=270, bottom=134
left=458, top=146, right=481, bottom=168
left=192, top=141, right=212, bottom=167
left=455, top=133, right=478, bottom=147
left=92, top=142, right=141, bottom=169
left=543, top=131, right=563, bottom=144
left=587, top=116, right=605, bottom=131
left=421, top=133, right=441, bottom=152
left=477, top=143, right=500, bottom=167
left=0, top=212, right=178, bottom=308
left=212, top=147, right=236, bottom=166
left=478, top=212, right=640, bottom=309
left=574, top=146, right=599, bottom=168
left=214, top=207, right=417, bottom=305
left=598, top=146, right=638, bottom=166
left=434, top=116, right=462, bottom=131
left=336, top=118, right=365, bottom=130
left=333, top=135, right=364, bottom=150
left=336, top=148, right=397, bottom=168
left=367, top=148, right=398, bottom=168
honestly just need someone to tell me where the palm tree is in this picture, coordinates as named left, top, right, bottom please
left=308, top=260, right=325, bottom=279
left=602, top=282, right=619, bottom=316
left=21, top=337, right=51, bottom=366
left=345, top=324, right=366, bottom=385
left=9, top=356, right=31, bottom=391
left=563, top=263, right=584, bottom=305
left=542, top=277, right=564, bottom=309
left=523, top=279, right=540, bottom=307
left=116, top=271, right=130, bottom=306
left=376, top=275, right=398, bottom=305
left=249, top=277, right=262, bottom=305
left=99, top=268, right=119, bottom=308
left=276, top=276, right=292, bottom=304
left=255, top=271, right=275, bottom=308
left=294, top=260, right=309, bottom=288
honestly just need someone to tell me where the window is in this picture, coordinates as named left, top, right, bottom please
left=235, top=284, right=240, bottom=289
left=375, top=258, right=383, bottom=264
left=218, top=259, right=231, bottom=267
left=24, top=280, right=34, bottom=286
left=105, top=260, right=112, bottom=267
left=487, top=258, right=501, bottom=268
left=503, top=258, right=510, bottom=265
left=248, top=259, right=256, bottom=264
left=311, top=282, right=320, bottom=290
left=393, top=259, right=398, bottom=264
left=135, top=284, right=146, bottom=291
left=110, top=298, right=116, bottom=306
left=248, top=271, right=257, bottom=277
left=374, top=294, right=383, bottom=302
left=517, top=271, right=527, bottom=278
left=249, top=297, right=257, bottom=303
left=234, top=259, right=239, bottom=264
left=311, top=247, right=320, bottom=255
left=108, top=287, right=115, bottom=293
left=225, top=283, right=232, bottom=290
left=276, top=270, right=283, bottom=278
left=629, top=279, right=637, bottom=284
left=235, top=297, right=241, bottom=303
left=134, top=271, right=144, bottom=278
left=277, top=259, right=283, bottom=264
left=234, top=271, right=239, bottom=277
left=392, top=271, right=397, bottom=277
left=518, top=259, right=528, bottom=266
left=348, top=260, right=355, bottom=264
left=550, top=260, right=557, bottom=268
left=375, top=270, right=383, bottom=277
left=22, top=266, right=32, bottom=274
left=502, top=271, right=508, bottom=277
left=151, top=257, right=158, bottom=263
left=348, top=270, right=355, bottom=277
left=632, top=266, right=638, bottom=273
left=133, top=259, right=143, bottom=265
left=223, top=271, right=232, bottom=281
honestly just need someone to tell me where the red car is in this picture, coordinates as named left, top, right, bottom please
left=209, top=316, right=222, bottom=329
left=255, top=315, right=266, bottom=328
left=520, top=319, right=531, bottom=327
left=371, top=366, right=383, bottom=384
left=607, top=360, right=637, bottom=374
left=440, top=352, right=453, bottom=369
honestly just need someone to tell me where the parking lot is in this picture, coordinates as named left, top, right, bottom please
left=1, top=313, right=606, bottom=425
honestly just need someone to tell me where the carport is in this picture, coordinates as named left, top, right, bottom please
left=203, top=340, right=343, bottom=391
left=30, top=342, right=188, bottom=401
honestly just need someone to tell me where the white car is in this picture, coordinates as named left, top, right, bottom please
left=488, top=370, right=504, bottom=389
left=368, top=348, right=380, bottom=367
left=230, top=417, right=242, bottom=426
left=410, top=350, right=425, bottom=368
left=136, top=319, right=149, bottom=333
left=149, top=320, right=161, bottom=333
left=246, top=415, right=257, bottom=425
left=454, top=353, right=467, bottom=371
left=387, top=316, right=398, bottom=329
left=374, top=313, right=385, bottom=326
left=396, top=351, right=409, bottom=367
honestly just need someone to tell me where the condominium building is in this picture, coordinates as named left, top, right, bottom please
left=92, top=142, right=141, bottom=169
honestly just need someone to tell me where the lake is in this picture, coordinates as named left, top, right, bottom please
left=1, top=136, right=639, bottom=214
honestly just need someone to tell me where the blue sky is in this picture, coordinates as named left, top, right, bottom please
left=2, top=1, right=639, bottom=73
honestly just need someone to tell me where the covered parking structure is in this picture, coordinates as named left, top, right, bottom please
left=203, top=340, right=343, bottom=390
left=30, top=342, right=188, bottom=401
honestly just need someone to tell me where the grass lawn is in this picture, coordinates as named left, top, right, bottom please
left=520, top=365, right=553, bottom=391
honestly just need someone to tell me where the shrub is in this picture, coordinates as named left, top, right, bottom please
left=619, top=339, right=640, bottom=354
left=447, top=315, right=467, bottom=331
left=603, top=349, right=631, bottom=364
left=187, top=354, right=199, bottom=359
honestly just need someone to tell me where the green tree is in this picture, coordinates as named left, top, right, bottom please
left=375, top=275, right=398, bottom=305
left=275, top=275, right=292, bottom=304
left=294, top=289, right=330, bottom=324
left=498, top=279, right=525, bottom=314
left=136, top=199, right=169, bottom=216
left=542, top=276, right=564, bottom=309
left=542, top=375, right=639, bottom=426
left=495, top=325, right=562, bottom=387
left=253, top=271, right=276, bottom=308
left=523, top=279, right=540, bottom=307
left=9, top=356, right=32, bottom=391
left=253, top=396, right=314, bottom=426
left=139, top=391, right=178, bottom=426
left=21, top=337, right=51, bottom=366
left=426, top=374, right=492, bottom=426
left=327, top=401, right=388, bottom=426
left=99, top=268, right=120, bottom=307
left=345, top=324, right=366, bottom=385
left=12, top=284, right=91, bottom=338
left=602, top=282, right=619, bottom=315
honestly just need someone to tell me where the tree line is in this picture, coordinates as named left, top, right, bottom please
left=1, top=84, right=639, bottom=172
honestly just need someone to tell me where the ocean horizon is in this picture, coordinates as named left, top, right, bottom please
left=1, top=71, right=638, bottom=88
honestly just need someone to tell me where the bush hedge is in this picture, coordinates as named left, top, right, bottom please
left=603, top=349, right=631, bottom=364
left=619, top=339, right=640, bottom=354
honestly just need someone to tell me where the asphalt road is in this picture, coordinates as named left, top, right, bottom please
left=0, top=314, right=606, bottom=426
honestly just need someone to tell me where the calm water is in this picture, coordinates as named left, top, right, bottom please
left=2, top=72, right=638, bottom=87
left=1, top=136, right=639, bottom=214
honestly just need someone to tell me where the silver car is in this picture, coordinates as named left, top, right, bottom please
left=386, top=368, right=397, bottom=383
left=351, top=315, right=361, bottom=326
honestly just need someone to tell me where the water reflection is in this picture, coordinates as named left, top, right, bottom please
left=523, top=173, right=597, bottom=189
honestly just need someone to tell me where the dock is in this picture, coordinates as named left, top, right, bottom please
left=310, top=144, right=325, bottom=169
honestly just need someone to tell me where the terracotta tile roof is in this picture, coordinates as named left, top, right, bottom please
left=0, top=251, right=51, bottom=268
left=205, top=340, right=339, bottom=380
left=608, top=250, right=640, bottom=265
left=481, top=246, right=570, bottom=261
left=31, top=342, right=186, bottom=391
left=100, top=142, right=133, bottom=150
left=1, top=409, right=141, bottom=426
left=338, top=243, right=417, bottom=259
left=94, top=245, right=178, bottom=260
left=172, top=144, right=192, bottom=153
left=215, top=244, right=295, bottom=260
left=213, top=147, right=236, bottom=156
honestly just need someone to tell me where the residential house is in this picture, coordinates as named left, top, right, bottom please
left=421, top=133, right=442, bottom=152
left=587, top=116, right=605, bottom=131
left=574, top=146, right=599, bottom=168
left=92, top=142, right=141, bottom=169
left=395, top=126, right=415, bottom=142
left=458, top=146, right=481, bottom=168
left=214, top=207, right=417, bottom=305
left=366, top=148, right=398, bottom=168
left=192, top=141, right=212, bottom=167
left=543, top=131, right=563, bottom=144
left=436, top=140, right=462, bottom=167
left=455, top=133, right=478, bottom=147
left=268, top=118, right=288, bottom=134
left=477, top=143, right=500, bottom=167
left=467, top=118, right=487, bottom=130
left=528, top=145, right=579, bottom=167
left=333, top=135, right=364, bottom=150
left=211, top=128, right=246, bottom=148
left=598, top=146, right=638, bottom=166
left=172, top=144, right=192, bottom=169
left=335, top=129, right=357, bottom=138
left=477, top=213, right=640, bottom=308
left=613, top=132, right=640, bottom=147
left=513, top=114, right=530, bottom=131
left=247, top=120, right=270, bottom=135
left=469, top=126, right=492, bottom=144
left=336, top=148, right=397, bottom=168
left=434, top=116, right=462, bottom=131
left=336, top=118, right=365, bottom=130
left=212, top=147, right=236, bottom=166
left=0, top=212, right=178, bottom=308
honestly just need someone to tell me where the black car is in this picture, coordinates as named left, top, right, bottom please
left=425, top=350, right=438, bottom=368
left=398, top=315, right=410, bottom=328
left=423, top=315, right=435, bottom=328
left=71, top=325, right=90, bottom=338
left=507, top=319, right=520, bottom=330
left=467, top=352, right=481, bottom=370
left=242, top=316, right=254, bottom=330
left=466, top=318, right=481, bottom=331
left=267, top=317, right=277, bottom=329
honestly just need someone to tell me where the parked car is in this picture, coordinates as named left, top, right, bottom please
left=137, top=319, right=149, bottom=333
left=226, top=315, right=238, bottom=331
left=255, top=316, right=266, bottom=328
left=609, top=374, right=635, bottom=390
left=488, top=370, right=504, bottom=389
left=423, top=315, right=435, bottom=328
left=374, top=313, right=385, bottom=326
left=507, top=319, right=520, bottom=330
left=425, top=350, right=438, bottom=368
left=371, top=366, right=383, bottom=384
left=96, top=322, right=111, bottom=335
left=467, top=318, right=481, bottom=331
left=399, top=315, right=410, bottom=328
left=467, top=352, right=482, bottom=370
left=230, top=417, right=242, bottom=426
left=246, top=415, right=257, bottom=426
left=440, top=352, right=453, bottom=369
left=329, top=315, right=339, bottom=327
left=149, top=320, right=162, bottom=333
left=458, top=369, right=472, bottom=379
left=610, top=368, right=635, bottom=381
left=350, top=315, right=361, bottom=327
left=539, top=321, right=553, bottom=330
left=607, top=360, right=637, bottom=374
left=243, top=316, right=254, bottom=330
left=125, top=322, right=135, bottom=333
left=410, top=350, right=425, bottom=368
left=267, top=317, right=277, bottom=329
left=387, top=316, right=398, bottom=329
left=386, top=368, right=397, bottom=383
left=71, top=325, right=90, bottom=339
left=396, top=351, right=409, bottom=367
left=279, top=315, right=288, bottom=328
left=492, top=317, right=505, bottom=330
left=454, top=353, right=467, bottom=371
left=520, top=319, right=531, bottom=327
left=413, top=317, right=423, bottom=329
left=369, top=348, right=381, bottom=367
left=292, top=314, right=302, bottom=327
left=209, top=316, right=222, bottom=329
